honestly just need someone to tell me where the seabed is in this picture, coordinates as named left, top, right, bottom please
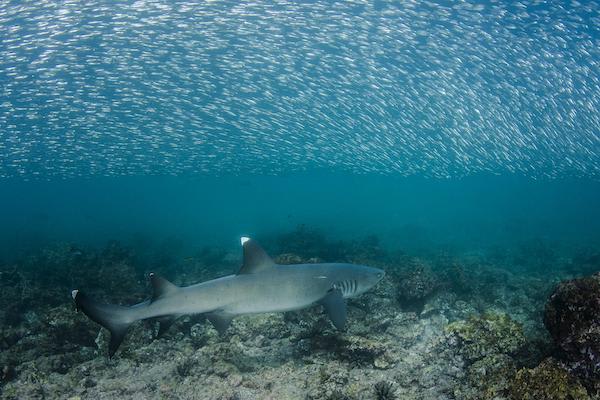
left=1, top=228, right=599, bottom=400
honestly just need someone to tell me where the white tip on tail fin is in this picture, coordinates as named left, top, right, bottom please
left=71, top=289, right=79, bottom=300
left=240, top=236, right=250, bottom=245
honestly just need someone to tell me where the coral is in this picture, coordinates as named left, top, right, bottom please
left=509, top=358, right=590, bottom=400
left=393, top=259, right=440, bottom=312
left=327, top=390, right=353, bottom=400
left=463, top=353, right=516, bottom=399
left=446, top=312, right=525, bottom=361
left=275, top=253, right=312, bottom=265
left=174, top=357, right=197, bottom=378
left=441, top=262, right=473, bottom=298
left=342, top=235, right=388, bottom=265
left=272, top=226, right=387, bottom=264
left=306, top=332, right=388, bottom=366
left=1, top=238, right=595, bottom=400
left=543, top=273, right=600, bottom=392
left=373, top=381, right=396, bottom=400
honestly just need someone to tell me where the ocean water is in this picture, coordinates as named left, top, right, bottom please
left=1, top=0, right=598, bottom=257
left=1, top=1, right=599, bottom=399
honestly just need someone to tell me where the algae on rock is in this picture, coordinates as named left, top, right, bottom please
left=446, top=312, right=525, bottom=361
left=509, top=358, right=590, bottom=400
left=446, top=312, right=526, bottom=399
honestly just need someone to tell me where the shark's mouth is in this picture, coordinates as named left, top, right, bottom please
left=333, top=279, right=358, bottom=297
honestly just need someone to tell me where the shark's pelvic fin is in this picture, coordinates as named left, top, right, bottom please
left=149, top=273, right=180, bottom=302
left=155, top=315, right=176, bottom=338
left=71, top=290, right=133, bottom=358
left=238, top=237, right=276, bottom=274
left=206, top=313, right=233, bottom=335
left=320, top=289, right=347, bottom=330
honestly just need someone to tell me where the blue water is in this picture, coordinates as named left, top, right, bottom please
left=1, top=174, right=599, bottom=263
left=0, top=0, right=599, bottom=259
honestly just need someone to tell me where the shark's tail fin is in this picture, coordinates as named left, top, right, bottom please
left=71, top=289, right=134, bottom=358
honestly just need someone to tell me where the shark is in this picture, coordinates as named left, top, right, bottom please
left=72, top=237, right=385, bottom=357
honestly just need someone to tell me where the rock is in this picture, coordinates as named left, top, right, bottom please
left=543, top=272, right=600, bottom=391
left=274, top=253, right=306, bottom=265
left=446, top=312, right=525, bottom=361
left=449, top=322, right=522, bottom=400
left=464, top=354, right=516, bottom=399
left=1, top=365, right=16, bottom=383
left=394, top=259, right=440, bottom=312
left=509, top=358, right=589, bottom=400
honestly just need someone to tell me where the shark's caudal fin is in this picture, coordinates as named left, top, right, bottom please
left=72, top=273, right=182, bottom=356
left=71, top=290, right=135, bottom=358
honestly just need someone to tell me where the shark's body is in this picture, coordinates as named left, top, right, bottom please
left=72, top=237, right=384, bottom=357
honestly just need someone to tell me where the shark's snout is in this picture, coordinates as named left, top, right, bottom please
left=356, top=266, right=385, bottom=293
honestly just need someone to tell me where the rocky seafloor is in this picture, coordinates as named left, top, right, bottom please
left=1, top=228, right=599, bottom=400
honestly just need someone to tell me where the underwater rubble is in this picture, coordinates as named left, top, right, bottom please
left=0, top=229, right=599, bottom=400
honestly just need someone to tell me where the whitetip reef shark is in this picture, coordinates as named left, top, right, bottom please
left=72, top=237, right=385, bottom=357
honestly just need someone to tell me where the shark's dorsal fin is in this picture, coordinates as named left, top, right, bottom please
left=149, top=273, right=180, bottom=302
left=238, top=237, right=276, bottom=274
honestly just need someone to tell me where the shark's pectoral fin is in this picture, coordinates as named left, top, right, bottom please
left=320, top=289, right=347, bottom=330
left=154, top=316, right=177, bottom=338
left=206, top=313, right=233, bottom=335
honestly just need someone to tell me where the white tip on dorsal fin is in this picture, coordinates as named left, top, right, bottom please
left=149, top=273, right=180, bottom=302
left=238, top=237, right=276, bottom=274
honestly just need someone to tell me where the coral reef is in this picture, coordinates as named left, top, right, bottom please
left=373, top=381, right=396, bottom=400
left=0, top=231, right=596, bottom=399
left=392, top=258, right=440, bottom=313
left=446, top=312, right=525, bottom=361
left=273, top=226, right=387, bottom=265
left=327, top=390, right=353, bottom=400
left=446, top=312, right=528, bottom=399
left=544, top=272, right=600, bottom=393
left=509, top=358, right=590, bottom=400
left=463, top=353, right=516, bottom=399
